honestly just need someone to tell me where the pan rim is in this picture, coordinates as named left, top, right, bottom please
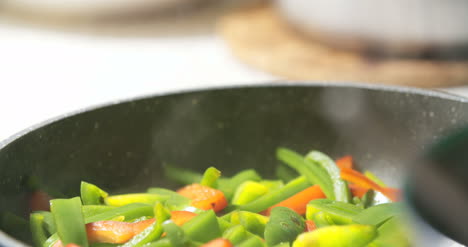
left=0, top=81, right=467, bottom=246
left=1, top=81, right=467, bottom=150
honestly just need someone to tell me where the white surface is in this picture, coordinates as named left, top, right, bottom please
left=0, top=23, right=467, bottom=142
left=0, top=24, right=275, bottom=141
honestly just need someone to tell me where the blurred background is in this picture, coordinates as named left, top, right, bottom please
left=0, top=0, right=467, bottom=141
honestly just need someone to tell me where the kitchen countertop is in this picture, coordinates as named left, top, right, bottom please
left=0, top=3, right=467, bottom=142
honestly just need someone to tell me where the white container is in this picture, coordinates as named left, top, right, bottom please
left=275, top=0, right=468, bottom=53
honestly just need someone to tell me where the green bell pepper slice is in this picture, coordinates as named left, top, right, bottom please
left=265, top=207, right=305, bottom=246
left=369, top=217, right=411, bottom=247
left=222, top=225, right=250, bottom=245
left=230, top=211, right=268, bottom=238
left=162, top=221, right=188, bottom=247
left=218, top=218, right=235, bottom=233
left=182, top=210, right=221, bottom=243
left=81, top=181, right=108, bottom=205
left=104, top=193, right=169, bottom=207
left=237, top=236, right=266, bottom=247
left=218, top=169, right=262, bottom=201
left=310, top=211, right=334, bottom=228
left=50, top=197, right=88, bottom=247
left=293, top=224, right=377, bottom=247
left=353, top=202, right=403, bottom=226
left=260, top=180, right=284, bottom=191
left=274, top=243, right=290, bottom=247
left=232, top=181, right=269, bottom=205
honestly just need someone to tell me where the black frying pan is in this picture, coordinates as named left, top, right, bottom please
left=1, top=83, right=467, bottom=246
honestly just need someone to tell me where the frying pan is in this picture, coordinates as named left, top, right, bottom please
left=0, top=83, right=467, bottom=246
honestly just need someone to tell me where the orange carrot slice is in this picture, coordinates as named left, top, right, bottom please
left=263, top=185, right=326, bottom=216
left=348, top=183, right=369, bottom=198
left=305, top=220, right=317, bottom=232
left=341, top=167, right=400, bottom=201
left=177, top=184, right=228, bottom=212
left=86, top=219, right=155, bottom=243
left=170, top=211, right=197, bottom=226
left=336, top=156, right=354, bottom=170
left=200, top=238, right=233, bottom=247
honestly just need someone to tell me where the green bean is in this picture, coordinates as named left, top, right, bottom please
left=306, top=151, right=349, bottom=202
left=306, top=199, right=362, bottom=225
left=50, top=197, right=88, bottom=247
left=361, top=190, right=376, bottom=209
left=238, top=176, right=311, bottom=213
left=85, top=203, right=153, bottom=223
left=275, top=164, right=298, bottom=183
left=147, top=188, right=191, bottom=211
left=163, top=164, right=202, bottom=185
left=276, top=148, right=334, bottom=200
left=30, top=213, right=48, bottom=247
left=121, top=221, right=163, bottom=247
left=82, top=205, right=115, bottom=219
left=141, top=239, right=171, bottom=247
left=43, top=233, right=59, bottom=247
left=200, top=167, right=221, bottom=188
left=31, top=211, right=55, bottom=235
left=154, top=202, right=170, bottom=225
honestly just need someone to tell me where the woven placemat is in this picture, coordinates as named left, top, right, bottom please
left=217, top=3, right=468, bottom=87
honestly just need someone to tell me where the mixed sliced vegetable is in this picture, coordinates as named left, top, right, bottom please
left=30, top=148, right=410, bottom=247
